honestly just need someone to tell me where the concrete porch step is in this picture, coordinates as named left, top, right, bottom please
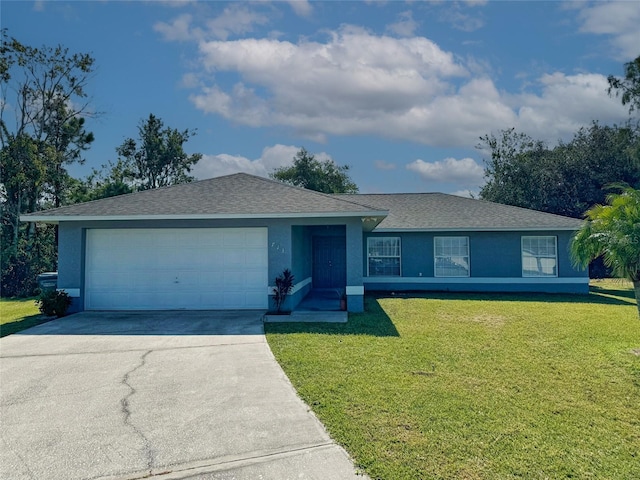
left=263, top=311, right=348, bottom=323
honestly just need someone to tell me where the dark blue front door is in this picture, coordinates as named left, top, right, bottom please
left=312, top=236, right=346, bottom=289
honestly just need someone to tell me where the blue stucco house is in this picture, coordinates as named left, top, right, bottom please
left=22, top=173, right=588, bottom=313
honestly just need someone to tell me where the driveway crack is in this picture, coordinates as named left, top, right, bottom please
left=2, top=436, right=36, bottom=480
left=121, top=349, right=155, bottom=473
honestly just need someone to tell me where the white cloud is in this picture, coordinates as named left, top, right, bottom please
left=154, top=13, right=196, bottom=42
left=439, top=4, right=485, bottom=32
left=577, top=1, right=640, bottom=60
left=287, top=0, right=313, bottom=17
left=191, top=144, right=335, bottom=180
left=406, top=157, right=484, bottom=187
left=191, top=144, right=299, bottom=180
left=179, top=26, right=629, bottom=149
left=206, top=5, right=269, bottom=40
left=512, top=72, right=627, bottom=142
left=155, top=5, right=270, bottom=42
left=386, top=11, right=418, bottom=37
left=191, top=27, right=474, bottom=141
left=180, top=72, right=202, bottom=89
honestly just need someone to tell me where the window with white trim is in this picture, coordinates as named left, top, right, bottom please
left=522, top=236, right=557, bottom=277
left=434, top=237, right=470, bottom=277
left=367, top=237, right=401, bottom=276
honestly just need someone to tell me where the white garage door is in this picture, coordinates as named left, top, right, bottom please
left=85, top=228, right=268, bottom=310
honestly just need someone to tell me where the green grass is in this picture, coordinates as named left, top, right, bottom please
left=266, top=283, right=640, bottom=479
left=0, top=297, right=51, bottom=337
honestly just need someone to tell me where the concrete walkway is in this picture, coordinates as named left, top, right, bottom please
left=0, top=311, right=367, bottom=479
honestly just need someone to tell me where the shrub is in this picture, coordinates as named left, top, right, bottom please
left=273, top=268, right=295, bottom=313
left=36, top=289, right=72, bottom=318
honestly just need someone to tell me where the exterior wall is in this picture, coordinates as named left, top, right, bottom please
left=56, top=219, right=587, bottom=315
left=282, top=225, right=313, bottom=312
left=345, top=220, right=364, bottom=311
left=58, top=216, right=366, bottom=313
left=363, top=230, right=588, bottom=294
left=57, top=224, right=85, bottom=313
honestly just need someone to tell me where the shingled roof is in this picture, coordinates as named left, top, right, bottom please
left=23, top=173, right=582, bottom=231
left=336, top=193, right=583, bottom=231
left=22, top=173, right=386, bottom=222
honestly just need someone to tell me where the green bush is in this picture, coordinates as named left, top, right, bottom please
left=272, top=268, right=294, bottom=313
left=36, top=289, right=72, bottom=318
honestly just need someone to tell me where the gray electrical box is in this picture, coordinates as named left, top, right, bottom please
left=37, top=272, right=58, bottom=291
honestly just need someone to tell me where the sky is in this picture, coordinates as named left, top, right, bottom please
left=3, top=1, right=639, bottom=196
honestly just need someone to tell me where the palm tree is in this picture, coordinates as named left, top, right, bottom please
left=570, top=186, right=640, bottom=318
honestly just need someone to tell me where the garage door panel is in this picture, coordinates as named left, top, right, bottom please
left=223, top=271, right=246, bottom=288
left=85, top=228, right=267, bottom=310
left=223, top=251, right=245, bottom=268
left=223, top=231, right=245, bottom=247
left=198, top=271, right=224, bottom=287
left=245, top=230, right=267, bottom=247
left=89, top=272, right=132, bottom=290
left=245, top=292, right=267, bottom=308
left=246, top=249, right=267, bottom=266
left=244, top=270, right=267, bottom=285
left=200, top=254, right=224, bottom=269
left=174, top=230, right=201, bottom=247
left=87, top=291, right=130, bottom=310
left=199, top=231, right=224, bottom=247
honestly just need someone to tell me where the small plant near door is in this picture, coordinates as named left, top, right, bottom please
left=272, top=268, right=295, bottom=314
left=337, top=288, right=347, bottom=311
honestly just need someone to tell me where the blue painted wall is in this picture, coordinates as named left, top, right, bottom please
left=363, top=230, right=588, bottom=294
left=56, top=221, right=586, bottom=315
left=57, top=216, right=366, bottom=313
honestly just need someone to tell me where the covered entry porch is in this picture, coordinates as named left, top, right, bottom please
left=288, top=221, right=365, bottom=313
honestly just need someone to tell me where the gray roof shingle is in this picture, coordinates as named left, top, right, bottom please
left=23, top=172, right=582, bottom=231
left=336, top=193, right=583, bottom=231
left=22, top=173, right=385, bottom=220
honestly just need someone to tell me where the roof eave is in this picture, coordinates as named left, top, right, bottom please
left=372, top=225, right=583, bottom=233
left=21, top=210, right=390, bottom=224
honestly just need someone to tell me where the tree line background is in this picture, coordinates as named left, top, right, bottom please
left=1, top=29, right=639, bottom=297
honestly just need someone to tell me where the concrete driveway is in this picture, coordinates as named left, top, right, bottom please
left=0, top=312, right=367, bottom=480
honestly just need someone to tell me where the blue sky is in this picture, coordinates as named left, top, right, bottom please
left=4, top=1, right=638, bottom=196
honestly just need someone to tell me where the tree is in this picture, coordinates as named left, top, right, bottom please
left=116, top=114, right=202, bottom=190
left=0, top=31, right=96, bottom=207
left=479, top=123, right=640, bottom=218
left=66, top=159, right=133, bottom=204
left=570, top=187, right=640, bottom=318
left=0, top=31, right=97, bottom=296
left=477, top=128, right=548, bottom=211
left=0, top=134, right=44, bottom=256
left=608, top=55, right=640, bottom=115
left=270, top=147, right=358, bottom=194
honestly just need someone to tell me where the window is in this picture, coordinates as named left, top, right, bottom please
left=367, top=237, right=401, bottom=276
left=434, top=237, right=470, bottom=277
left=522, top=236, right=557, bottom=277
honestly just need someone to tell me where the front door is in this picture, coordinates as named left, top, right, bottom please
left=312, top=236, right=347, bottom=289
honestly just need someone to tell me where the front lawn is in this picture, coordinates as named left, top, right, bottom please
left=266, top=282, right=640, bottom=479
left=0, top=297, right=51, bottom=337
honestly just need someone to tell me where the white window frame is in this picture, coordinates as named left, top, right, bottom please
left=367, top=237, right=401, bottom=277
left=434, top=236, right=470, bottom=278
left=521, top=236, right=558, bottom=277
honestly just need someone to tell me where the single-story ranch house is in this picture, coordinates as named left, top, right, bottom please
left=23, top=173, right=588, bottom=313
